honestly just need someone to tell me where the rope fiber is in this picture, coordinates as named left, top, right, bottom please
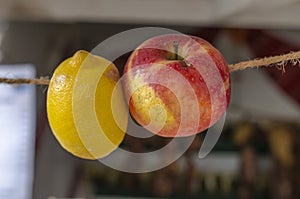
left=0, top=51, right=299, bottom=85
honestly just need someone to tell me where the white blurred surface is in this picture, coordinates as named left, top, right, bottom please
left=0, top=0, right=300, bottom=28
left=0, top=64, right=36, bottom=199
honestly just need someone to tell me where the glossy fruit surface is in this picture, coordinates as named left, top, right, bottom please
left=123, top=34, right=230, bottom=137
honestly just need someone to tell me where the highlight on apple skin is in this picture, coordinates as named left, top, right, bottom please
left=123, top=34, right=230, bottom=138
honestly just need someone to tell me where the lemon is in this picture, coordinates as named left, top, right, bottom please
left=47, top=50, right=127, bottom=160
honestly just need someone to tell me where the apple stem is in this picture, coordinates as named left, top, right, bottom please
left=173, top=41, right=179, bottom=60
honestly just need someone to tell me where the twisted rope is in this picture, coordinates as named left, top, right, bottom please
left=0, top=51, right=299, bottom=85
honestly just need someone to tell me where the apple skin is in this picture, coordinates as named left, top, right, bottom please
left=123, top=34, right=230, bottom=137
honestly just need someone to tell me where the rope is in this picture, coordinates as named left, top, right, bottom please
left=0, top=77, right=50, bottom=85
left=228, top=51, right=300, bottom=72
left=0, top=51, right=299, bottom=85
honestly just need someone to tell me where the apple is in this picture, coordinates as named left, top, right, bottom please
left=123, top=34, right=230, bottom=137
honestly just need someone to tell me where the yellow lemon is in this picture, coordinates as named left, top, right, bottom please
left=47, top=50, right=128, bottom=160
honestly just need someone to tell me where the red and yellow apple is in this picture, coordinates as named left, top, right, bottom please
left=123, top=34, right=230, bottom=137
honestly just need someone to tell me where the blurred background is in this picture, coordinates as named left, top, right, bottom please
left=0, top=0, right=300, bottom=199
